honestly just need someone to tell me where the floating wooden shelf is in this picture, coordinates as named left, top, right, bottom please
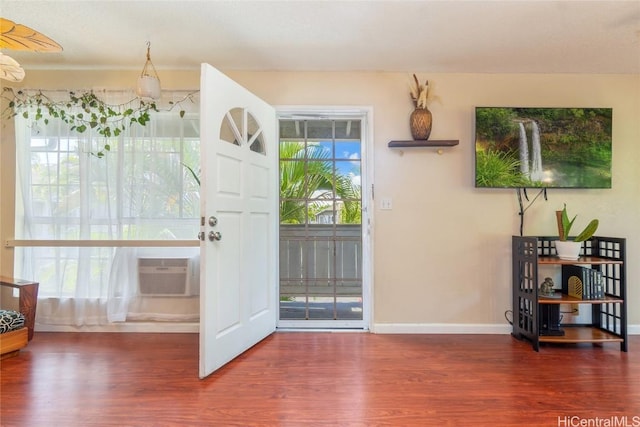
left=388, top=140, right=459, bottom=148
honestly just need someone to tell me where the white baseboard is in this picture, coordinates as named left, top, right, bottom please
left=35, top=322, right=199, bottom=333
left=372, top=323, right=512, bottom=334
left=628, top=325, right=640, bottom=335
left=34, top=322, right=640, bottom=335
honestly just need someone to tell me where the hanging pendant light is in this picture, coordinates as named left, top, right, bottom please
left=136, top=42, right=161, bottom=100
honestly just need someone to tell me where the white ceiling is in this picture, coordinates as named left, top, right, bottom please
left=2, top=0, right=639, bottom=74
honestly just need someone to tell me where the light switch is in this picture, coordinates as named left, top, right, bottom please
left=381, top=198, right=393, bottom=210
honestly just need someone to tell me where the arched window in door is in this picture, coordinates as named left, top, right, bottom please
left=219, top=107, right=266, bottom=155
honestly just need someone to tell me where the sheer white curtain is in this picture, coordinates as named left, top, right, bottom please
left=14, top=89, right=200, bottom=326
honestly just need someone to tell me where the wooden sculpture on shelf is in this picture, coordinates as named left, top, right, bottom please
left=0, top=17, right=63, bottom=82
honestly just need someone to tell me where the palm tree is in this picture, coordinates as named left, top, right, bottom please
left=280, top=141, right=360, bottom=224
left=339, top=176, right=362, bottom=224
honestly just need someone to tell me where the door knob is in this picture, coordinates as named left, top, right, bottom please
left=208, top=231, right=222, bottom=241
left=197, top=231, right=205, bottom=241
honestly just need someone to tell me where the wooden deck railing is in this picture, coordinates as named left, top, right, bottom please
left=279, top=224, right=362, bottom=297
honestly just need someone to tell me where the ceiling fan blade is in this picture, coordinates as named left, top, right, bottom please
left=0, top=17, right=63, bottom=52
left=0, top=52, right=25, bottom=82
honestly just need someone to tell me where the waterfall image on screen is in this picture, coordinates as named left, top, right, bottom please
left=474, top=107, right=612, bottom=188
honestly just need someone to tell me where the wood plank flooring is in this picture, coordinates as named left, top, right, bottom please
left=1, top=332, right=639, bottom=426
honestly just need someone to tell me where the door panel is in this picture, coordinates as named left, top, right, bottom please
left=199, top=63, right=277, bottom=378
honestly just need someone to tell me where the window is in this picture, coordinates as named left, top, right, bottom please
left=13, top=91, right=200, bottom=325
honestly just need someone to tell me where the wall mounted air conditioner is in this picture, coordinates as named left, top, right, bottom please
left=137, top=257, right=199, bottom=297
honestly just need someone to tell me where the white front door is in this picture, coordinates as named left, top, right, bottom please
left=199, top=64, right=277, bottom=379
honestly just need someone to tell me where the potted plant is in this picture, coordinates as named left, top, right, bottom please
left=554, top=204, right=599, bottom=260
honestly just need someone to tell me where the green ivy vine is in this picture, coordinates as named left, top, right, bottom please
left=2, top=87, right=194, bottom=158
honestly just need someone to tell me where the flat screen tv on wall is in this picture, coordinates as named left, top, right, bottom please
left=474, top=107, right=612, bottom=189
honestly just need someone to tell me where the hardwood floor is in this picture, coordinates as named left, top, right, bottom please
left=1, top=332, right=638, bottom=426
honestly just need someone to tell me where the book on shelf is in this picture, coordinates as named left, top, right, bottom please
left=562, top=264, right=604, bottom=300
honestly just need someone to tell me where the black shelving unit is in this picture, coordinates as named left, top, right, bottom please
left=511, top=235, right=627, bottom=351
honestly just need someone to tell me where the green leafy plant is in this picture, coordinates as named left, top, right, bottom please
left=2, top=87, right=194, bottom=158
left=279, top=141, right=360, bottom=224
left=182, top=163, right=201, bottom=187
left=475, top=149, right=532, bottom=188
left=555, top=203, right=599, bottom=242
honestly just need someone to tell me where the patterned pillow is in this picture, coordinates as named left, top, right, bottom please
left=0, top=309, right=25, bottom=333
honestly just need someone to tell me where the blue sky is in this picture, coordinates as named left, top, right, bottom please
left=316, top=140, right=361, bottom=179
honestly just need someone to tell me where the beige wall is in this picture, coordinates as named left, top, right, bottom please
left=1, top=86, right=16, bottom=281
left=2, top=70, right=638, bottom=329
